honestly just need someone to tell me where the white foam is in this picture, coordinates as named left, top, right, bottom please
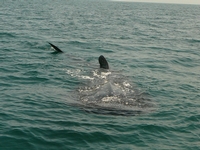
left=93, top=70, right=111, bottom=79
left=66, top=69, right=94, bottom=80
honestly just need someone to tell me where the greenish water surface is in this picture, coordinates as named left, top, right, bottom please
left=0, top=0, right=200, bottom=149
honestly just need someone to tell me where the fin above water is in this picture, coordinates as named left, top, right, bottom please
left=99, top=55, right=109, bottom=69
left=48, top=42, right=63, bottom=53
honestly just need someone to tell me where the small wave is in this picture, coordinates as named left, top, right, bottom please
left=0, top=32, right=16, bottom=38
left=96, top=48, right=114, bottom=53
left=67, top=40, right=89, bottom=47
left=187, top=38, right=200, bottom=43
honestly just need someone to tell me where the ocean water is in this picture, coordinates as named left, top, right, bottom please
left=0, top=0, right=200, bottom=149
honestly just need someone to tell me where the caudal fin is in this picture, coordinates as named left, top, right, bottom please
left=48, top=42, right=63, bottom=53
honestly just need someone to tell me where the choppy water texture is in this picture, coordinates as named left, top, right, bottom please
left=1, top=0, right=200, bottom=149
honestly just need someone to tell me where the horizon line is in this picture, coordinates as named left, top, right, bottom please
left=110, top=0, right=200, bottom=5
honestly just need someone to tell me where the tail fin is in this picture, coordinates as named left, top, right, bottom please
left=99, top=55, right=109, bottom=69
left=48, top=42, right=63, bottom=53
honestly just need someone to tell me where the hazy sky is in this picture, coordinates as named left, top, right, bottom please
left=112, top=0, right=200, bottom=5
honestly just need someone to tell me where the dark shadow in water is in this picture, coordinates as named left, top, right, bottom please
left=50, top=51, right=63, bottom=55
left=80, top=105, right=144, bottom=116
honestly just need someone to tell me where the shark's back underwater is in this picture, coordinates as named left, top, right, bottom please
left=77, top=55, right=155, bottom=116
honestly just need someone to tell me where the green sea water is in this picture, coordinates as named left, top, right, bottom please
left=0, top=0, right=200, bottom=149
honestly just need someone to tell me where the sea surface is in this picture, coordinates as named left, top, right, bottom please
left=0, top=0, right=200, bottom=149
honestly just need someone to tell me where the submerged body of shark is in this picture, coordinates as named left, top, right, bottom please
left=49, top=43, right=155, bottom=116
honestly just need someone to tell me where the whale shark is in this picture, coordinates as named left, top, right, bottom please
left=77, top=56, right=155, bottom=115
left=48, top=43, right=155, bottom=115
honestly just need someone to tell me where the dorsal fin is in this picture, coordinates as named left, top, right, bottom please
left=48, top=42, right=63, bottom=53
left=99, top=55, right=109, bottom=69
